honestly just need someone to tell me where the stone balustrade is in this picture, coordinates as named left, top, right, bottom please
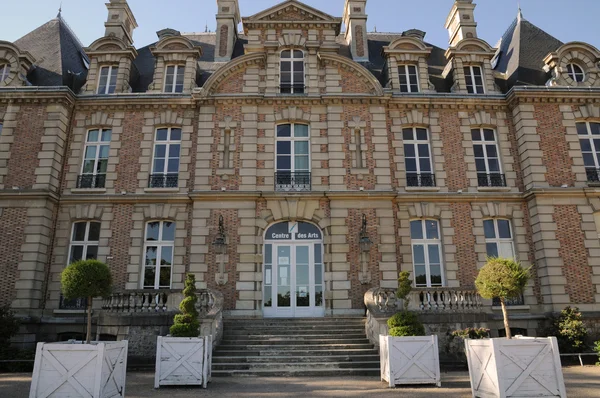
left=408, top=287, right=484, bottom=312
left=102, top=289, right=172, bottom=313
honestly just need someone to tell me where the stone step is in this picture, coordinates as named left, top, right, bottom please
left=222, top=319, right=365, bottom=327
left=220, top=338, right=370, bottom=346
left=212, top=354, right=380, bottom=364
left=211, top=368, right=380, bottom=377
left=216, top=342, right=374, bottom=351
left=224, top=327, right=366, bottom=335
left=212, top=361, right=381, bottom=371
left=221, top=333, right=368, bottom=340
left=213, top=348, right=379, bottom=357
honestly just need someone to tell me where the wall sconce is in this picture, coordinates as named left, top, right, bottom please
left=358, top=214, right=372, bottom=285
left=213, top=215, right=228, bottom=285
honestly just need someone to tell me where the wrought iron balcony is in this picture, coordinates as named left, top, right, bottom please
left=59, top=294, right=88, bottom=310
left=477, top=173, right=506, bottom=187
left=406, top=173, right=436, bottom=188
left=280, top=83, right=305, bottom=94
left=275, top=171, right=311, bottom=192
left=148, top=173, right=178, bottom=188
left=586, top=168, right=600, bottom=183
left=76, top=174, right=106, bottom=189
left=493, top=294, right=525, bottom=307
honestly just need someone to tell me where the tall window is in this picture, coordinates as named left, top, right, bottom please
left=150, top=127, right=181, bottom=188
left=472, top=128, right=505, bottom=187
left=484, top=219, right=515, bottom=259
left=143, top=221, right=175, bottom=289
left=354, top=129, right=363, bottom=168
left=398, top=65, right=419, bottom=93
left=68, top=221, right=101, bottom=264
left=410, top=219, right=443, bottom=287
left=403, top=127, right=434, bottom=187
left=79, top=129, right=111, bottom=189
left=464, top=65, right=484, bottom=94
left=97, top=66, right=118, bottom=94
left=567, top=64, right=585, bottom=82
left=280, top=50, right=304, bottom=94
left=0, top=64, right=10, bottom=82
left=164, top=65, right=185, bottom=93
left=275, top=123, right=310, bottom=191
left=577, top=122, right=600, bottom=182
left=223, top=129, right=231, bottom=169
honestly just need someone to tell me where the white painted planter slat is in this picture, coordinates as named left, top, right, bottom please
left=154, top=336, right=212, bottom=389
left=465, top=336, right=567, bottom=398
left=29, top=340, right=128, bottom=398
left=380, top=335, right=441, bottom=387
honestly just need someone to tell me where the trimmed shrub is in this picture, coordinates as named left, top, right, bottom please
left=387, top=311, right=425, bottom=337
left=594, top=341, right=600, bottom=366
left=396, top=271, right=412, bottom=310
left=451, top=327, right=490, bottom=340
left=545, top=307, right=588, bottom=353
left=170, top=274, right=200, bottom=338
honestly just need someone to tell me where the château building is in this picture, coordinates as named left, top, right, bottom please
left=1, top=0, right=600, bottom=362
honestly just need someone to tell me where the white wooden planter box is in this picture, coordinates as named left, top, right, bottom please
left=154, top=336, right=212, bottom=388
left=29, top=340, right=128, bottom=398
left=379, top=335, right=441, bottom=387
left=465, top=337, right=567, bottom=398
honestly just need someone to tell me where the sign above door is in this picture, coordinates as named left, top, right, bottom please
left=265, top=221, right=322, bottom=241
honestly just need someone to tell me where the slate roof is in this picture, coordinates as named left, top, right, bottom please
left=14, top=14, right=89, bottom=91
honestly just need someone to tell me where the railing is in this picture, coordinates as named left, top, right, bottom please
left=409, top=287, right=484, bottom=312
left=406, top=173, right=436, bottom=187
left=364, top=287, right=398, bottom=315
left=586, top=168, right=600, bottom=183
left=76, top=174, right=106, bottom=189
left=280, top=83, right=305, bottom=94
left=59, top=294, right=88, bottom=310
left=102, top=290, right=172, bottom=313
left=148, top=173, right=178, bottom=188
left=493, top=294, right=525, bottom=307
left=275, top=171, right=311, bottom=192
left=477, top=173, right=506, bottom=187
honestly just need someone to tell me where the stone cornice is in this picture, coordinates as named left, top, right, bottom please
left=507, top=87, right=600, bottom=107
left=74, top=94, right=195, bottom=110
left=0, top=87, right=75, bottom=106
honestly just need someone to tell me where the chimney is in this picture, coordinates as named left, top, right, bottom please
left=445, top=0, right=477, bottom=47
left=215, top=0, right=241, bottom=62
left=104, top=0, right=138, bottom=46
left=342, top=0, right=369, bottom=62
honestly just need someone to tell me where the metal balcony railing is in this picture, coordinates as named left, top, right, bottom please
left=493, top=294, right=525, bottom=307
left=76, top=174, right=106, bottom=189
left=586, top=168, right=600, bottom=183
left=59, top=294, right=88, bottom=310
left=148, top=174, right=178, bottom=188
left=406, top=173, right=436, bottom=187
left=477, top=173, right=506, bottom=187
left=275, top=171, right=311, bottom=192
left=280, top=83, right=305, bottom=94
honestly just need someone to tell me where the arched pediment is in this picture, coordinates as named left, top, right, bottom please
left=0, top=40, right=35, bottom=86
left=553, top=41, right=600, bottom=60
left=454, top=38, right=495, bottom=54
left=154, top=35, right=199, bottom=52
left=318, top=52, right=384, bottom=96
left=387, top=37, right=429, bottom=52
left=199, top=52, right=267, bottom=96
left=87, top=37, right=129, bottom=52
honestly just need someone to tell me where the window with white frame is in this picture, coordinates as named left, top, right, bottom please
left=472, top=128, right=505, bottom=187
left=484, top=219, right=515, bottom=259
left=143, top=221, right=175, bottom=289
left=280, top=50, right=304, bottom=94
left=68, top=221, right=101, bottom=264
left=97, top=65, right=118, bottom=94
left=567, top=63, right=585, bottom=83
left=398, top=65, right=419, bottom=93
left=275, top=123, right=310, bottom=191
left=410, top=219, right=444, bottom=287
left=0, top=64, right=10, bottom=82
left=150, top=127, right=181, bottom=188
left=464, top=65, right=485, bottom=94
left=164, top=65, right=185, bottom=93
left=577, top=121, right=600, bottom=182
left=403, top=127, right=434, bottom=187
left=79, top=129, right=111, bottom=189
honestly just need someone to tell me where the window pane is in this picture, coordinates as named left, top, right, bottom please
left=170, top=129, right=182, bottom=141
left=473, top=145, right=484, bottom=158
left=413, top=244, right=425, bottom=264
left=295, top=155, right=309, bottom=170
left=472, top=67, right=482, bottom=76
left=416, top=129, right=428, bottom=141
left=499, top=242, right=515, bottom=259
left=577, top=123, right=589, bottom=135
left=406, top=158, right=417, bottom=171
left=486, top=145, right=498, bottom=158
left=414, top=265, right=427, bottom=287
left=87, top=130, right=99, bottom=142
left=70, top=245, right=84, bottom=263
left=85, top=145, right=97, bottom=159
left=475, top=159, right=487, bottom=172
left=145, top=247, right=157, bottom=265
left=97, top=159, right=108, bottom=174
left=471, top=130, right=481, bottom=141
left=486, top=243, right=499, bottom=258
left=73, top=223, right=87, bottom=241
left=488, top=159, right=500, bottom=172
left=159, top=267, right=171, bottom=288
left=403, top=129, right=414, bottom=141
left=425, top=220, right=439, bottom=239
left=410, top=221, right=423, bottom=239
left=430, top=265, right=442, bottom=286
left=293, top=61, right=304, bottom=72
left=144, top=267, right=156, bottom=288
left=168, top=145, right=180, bottom=158
left=88, top=222, right=101, bottom=241
left=146, top=222, right=160, bottom=241
left=404, top=144, right=415, bottom=158
left=484, top=220, right=496, bottom=239
left=101, top=130, right=112, bottom=142
left=483, top=130, right=495, bottom=141
left=591, top=123, right=600, bottom=135
left=419, top=158, right=431, bottom=172
left=497, top=219, right=511, bottom=239
left=580, top=139, right=592, bottom=152
left=583, top=153, right=596, bottom=167
left=156, top=129, right=169, bottom=141
left=295, top=141, right=309, bottom=155
left=293, top=50, right=303, bottom=58
left=280, top=62, right=291, bottom=72
left=428, top=245, right=440, bottom=264
left=294, top=124, right=309, bottom=137
left=281, top=50, right=291, bottom=58
left=160, top=246, right=173, bottom=266
left=277, top=156, right=291, bottom=170
left=83, top=160, right=95, bottom=174
left=153, top=159, right=165, bottom=173
left=167, top=159, right=179, bottom=173
left=417, top=144, right=429, bottom=157
left=99, top=145, right=109, bottom=159
left=277, top=124, right=291, bottom=137
left=277, top=141, right=291, bottom=154
left=265, top=244, right=272, bottom=264
left=162, top=222, right=175, bottom=241
left=315, top=263, right=323, bottom=285
left=85, top=245, right=98, bottom=260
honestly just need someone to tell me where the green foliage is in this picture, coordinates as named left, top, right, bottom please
left=451, top=327, right=490, bottom=340
left=0, top=307, right=20, bottom=347
left=387, top=311, right=425, bottom=337
left=548, top=307, right=589, bottom=353
left=170, top=274, right=199, bottom=338
left=475, top=257, right=530, bottom=300
left=0, top=307, right=33, bottom=373
left=396, top=271, right=412, bottom=300
left=593, top=341, right=600, bottom=366
left=61, top=260, right=112, bottom=300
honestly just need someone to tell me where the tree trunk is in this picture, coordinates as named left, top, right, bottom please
left=500, top=298, right=511, bottom=339
left=86, top=297, right=93, bottom=344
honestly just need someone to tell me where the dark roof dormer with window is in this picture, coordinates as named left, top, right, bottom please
left=0, top=41, right=35, bottom=87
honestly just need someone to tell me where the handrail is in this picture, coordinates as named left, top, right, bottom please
left=409, top=287, right=484, bottom=312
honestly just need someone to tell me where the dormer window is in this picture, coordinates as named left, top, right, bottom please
left=165, top=65, right=185, bottom=93
left=97, top=66, right=118, bottom=94
left=0, top=64, right=10, bottom=82
left=398, top=65, right=419, bottom=93
left=567, top=63, right=585, bottom=83
left=280, top=50, right=304, bottom=94
left=464, top=66, right=484, bottom=94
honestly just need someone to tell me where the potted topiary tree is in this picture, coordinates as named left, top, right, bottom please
left=379, top=271, right=441, bottom=387
left=155, top=274, right=212, bottom=388
left=465, top=257, right=567, bottom=398
left=30, top=260, right=128, bottom=398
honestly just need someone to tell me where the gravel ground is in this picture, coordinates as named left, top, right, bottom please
left=2, top=366, right=599, bottom=397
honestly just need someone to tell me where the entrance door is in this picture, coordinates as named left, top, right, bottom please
left=263, top=222, right=324, bottom=318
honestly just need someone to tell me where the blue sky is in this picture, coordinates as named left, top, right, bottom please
left=1, top=0, right=599, bottom=50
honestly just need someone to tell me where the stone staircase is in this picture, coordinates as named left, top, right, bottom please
left=212, top=318, right=380, bottom=377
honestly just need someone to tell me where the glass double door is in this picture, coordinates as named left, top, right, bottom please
left=263, top=243, right=324, bottom=318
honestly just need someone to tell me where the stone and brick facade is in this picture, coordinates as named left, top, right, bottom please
left=1, top=0, right=600, bottom=343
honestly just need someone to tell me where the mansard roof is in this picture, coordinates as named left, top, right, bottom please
left=13, top=14, right=88, bottom=91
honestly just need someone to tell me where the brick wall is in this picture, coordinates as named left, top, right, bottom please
left=340, top=68, right=371, bottom=94
left=115, top=111, right=144, bottom=192
left=554, top=205, right=594, bottom=304
left=451, top=203, right=478, bottom=287
left=343, top=105, right=375, bottom=190
left=5, top=105, right=47, bottom=189
left=210, top=105, right=242, bottom=190
left=535, top=104, right=575, bottom=187
left=215, top=70, right=245, bottom=94
left=355, top=25, right=365, bottom=58
left=110, top=204, right=134, bottom=291
left=439, top=110, right=468, bottom=191
left=0, top=208, right=27, bottom=306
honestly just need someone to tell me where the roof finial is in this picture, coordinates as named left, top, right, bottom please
left=517, top=1, right=523, bottom=21
left=205, top=22, right=208, bottom=33
left=373, top=25, right=377, bottom=33
left=57, top=1, right=62, bottom=18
